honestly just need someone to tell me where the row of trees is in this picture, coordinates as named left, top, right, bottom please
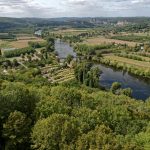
left=135, top=52, right=150, bottom=58
left=111, top=35, right=150, bottom=42
left=74, top=43, right=113, bottom=56
left=3, top=47, right=35, bottom=58
left=2, top=59, right=19, bottom=69
left=62, top=35, right=83, bottom=43
left=74, top=62, right=100, bottom=88
left=0, top=33, right=16, bottom=40
left=46, top=37, right=55, bottom=52
left=116, top=53, right=147, bottom=62
left=28, top=41, right=46, bottom=49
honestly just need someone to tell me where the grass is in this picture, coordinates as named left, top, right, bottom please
left=104, top=55, right=150, bottom=69
left=83, top=36, right=137, bottom=47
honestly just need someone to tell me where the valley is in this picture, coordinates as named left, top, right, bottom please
left=0, top=17, right=150, bottom=150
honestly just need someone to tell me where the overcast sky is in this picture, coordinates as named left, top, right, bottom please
left=0, top=0, right=150, bottom=18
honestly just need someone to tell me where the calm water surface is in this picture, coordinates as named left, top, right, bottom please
left=55, top=39, right=76, bottom=59
left=98, top=64, right=150, bottom=100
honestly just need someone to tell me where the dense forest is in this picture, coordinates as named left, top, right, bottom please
left=0, top=74, right=150, bottom=150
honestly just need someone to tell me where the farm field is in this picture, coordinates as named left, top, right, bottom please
left=52, top=28, right=88, bottom=36
left=41, top=65, right=75, bottom=83
left=0, top=37, right=45, bottom=49
left=104, top=55, right=150, bottom=69
left=83, top=36, right=137, bottom=47
left=16, top=36, right=37, bottom=40
left=0, top=40, right=11, bottom=48
left=10, top=37, right=45, bottom=49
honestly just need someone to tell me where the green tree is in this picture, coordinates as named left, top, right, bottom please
left=0, top=48, right=2, bottom=56
left=32, top=114, right=80, bottom=150
left=35, top=98, right=71, bottom=119
left=121, top=88, right=132, bottom=97
left=111, top=82, right=121, bottom=94
left=0, top=82, right=38, bottom=119
left=46, top=37, right=55, bottom=52
left=66, top=54, right=73, bottom=64
left=2, top=111, right=31, bottom=150
left=12, top=59, right=19, bottom=67
left=51, top=86, right=81, bottom=108
left=75, top=62, right=100, bottom=88
left=76, top=125, right=120, bottom=150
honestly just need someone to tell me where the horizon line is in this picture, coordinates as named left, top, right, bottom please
left=0, top=16, right=150, bottom=19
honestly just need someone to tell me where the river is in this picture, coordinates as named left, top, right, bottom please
left=55, top=39, right=150, bottom=100
left=55, top=39, right=76, bottom=59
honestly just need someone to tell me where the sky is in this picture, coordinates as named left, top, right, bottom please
left=0, top=0, right=150, bottom=18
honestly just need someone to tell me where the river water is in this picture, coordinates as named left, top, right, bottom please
left=55, top=39, right=76, bottom=59
left=55, top=39, right=150, bottom=100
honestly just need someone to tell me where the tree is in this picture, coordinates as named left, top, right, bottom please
left=0, top=48, right=2, bottom=56
left=51, top=86, right=81, bottom=108
left=135, top=123, right=150, bottom=149
left=72, top=107, right=102, bottom=133
left=35, top=98, right=71, bottom=119
left=12, top=59, right=19, bottom=67
left=2, top=60, right=12, bottom=69
left=66, top=54, right=73, bottom=64
left=46, top=37, right=55, bottom=52
left=26, top=54, right=32, bottom=62
left=111, top=82, right=121, bottom=94
left=121, top=88, right=132, bottom=97
left=32, top=114, right=80, bottom=150
left=76, top=125, right=120, bottom=150
left=87, top=67, right=100, bottom=88
left=2, top=111, right=31, bottom=150
left=0, top=82, right=38, bottom=119
left=74, top=62, right=100, bottom=88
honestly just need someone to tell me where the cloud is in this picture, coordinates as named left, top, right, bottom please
left=0, top=0, right=58, bottom=17
left=0, top=0, right=150, bottom=17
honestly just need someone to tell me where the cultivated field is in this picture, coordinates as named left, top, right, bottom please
left=0, top=40, right=11, bottom=48
left=83, top=37, right=137, bottom=47
left=10, top=37, right=45, bottom=48
left=0, top=37, right=45, bottom=49
left=16, top=36, right=37, bottom=40
left=52, top=28, right=88, bottom=36
left=104, top=55, right=150, bottom=69
left=41, top=65, right=75, bottom=83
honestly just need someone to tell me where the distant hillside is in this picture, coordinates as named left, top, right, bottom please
left=0, top=17, right=150, bottom=32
